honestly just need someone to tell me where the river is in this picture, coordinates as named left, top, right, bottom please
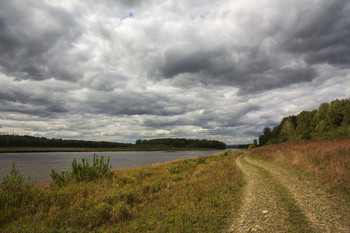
left=0, top=149, right=234, bottom=184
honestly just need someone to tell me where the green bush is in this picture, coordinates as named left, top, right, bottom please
left=248, top=144, right=256, bottom=149
left=51, top=154, right=112, bottom=186
left=0, top=163, right=35, bottom=226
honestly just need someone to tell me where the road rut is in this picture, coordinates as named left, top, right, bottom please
left=229, top=152, right=350, bottom=232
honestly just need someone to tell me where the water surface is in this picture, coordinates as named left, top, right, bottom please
left=0, top=150, right=232, bottom=184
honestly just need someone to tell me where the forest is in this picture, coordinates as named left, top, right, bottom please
left=135, top=138, right=226, bottom=149
left=259, top=98, right=350, bottom=145
left=0, top=135, right=132, bottom=148
left=0, top=135, right=226, bottom=149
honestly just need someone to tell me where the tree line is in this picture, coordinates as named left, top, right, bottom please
left=259, top=98, right=350, bottom=146
left=0, top=135, right=226, bottom=149
left=0, top=135, right=132, bottom=148
left=135, top=138, right=226, bottom=149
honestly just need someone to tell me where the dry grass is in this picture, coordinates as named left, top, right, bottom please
left=252, top=137, right=350, bottom=197
left=1, top=151, right=243, bottom=232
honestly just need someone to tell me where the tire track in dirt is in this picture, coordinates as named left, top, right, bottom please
left=245, top=154, right=350, bottom=232
left=230, top=154, right=313, bottom=232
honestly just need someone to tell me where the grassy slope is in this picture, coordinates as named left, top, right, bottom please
left=251, top=137, right=350, bottom=198
left=1, top=151, right=243, bottom=232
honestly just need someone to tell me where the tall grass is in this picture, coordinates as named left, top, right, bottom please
left=252, top=137, right=350, bottom=197
left=0, top=151, right=243, bottom=232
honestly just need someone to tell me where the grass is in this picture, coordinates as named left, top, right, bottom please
left=252, top=137, right=350, bottom=198
left=0, top=151, right=243, bottom=232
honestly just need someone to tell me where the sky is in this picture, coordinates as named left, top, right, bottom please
left=0, top=0, right=349, bottom=144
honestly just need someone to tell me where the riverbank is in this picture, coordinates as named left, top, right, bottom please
left=0, top=150, right=228, bottom=184
left=0, top=150, right=244, bottom=232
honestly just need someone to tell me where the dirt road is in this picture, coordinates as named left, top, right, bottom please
left=229, top=152, right=350, bottom=232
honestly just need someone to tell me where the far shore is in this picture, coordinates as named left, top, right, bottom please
left=0, top=147, right=227, bottom=153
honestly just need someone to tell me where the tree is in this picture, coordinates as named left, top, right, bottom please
left=258, top=98, right=350, bottom=146
left=278, top=116, right=297, bottom=142
left=296, top=110, right=316, bottom=139
left=313, top=102, right=331, bottom=133
left=259, top=127, right=272, bottom=146
left=135, top=139, right=142, bottom=145
left=327, top=99, right=347, bottom=127
left=342, top=103, right=350, bottom=126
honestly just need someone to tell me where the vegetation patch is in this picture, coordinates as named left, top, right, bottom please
left=251, top=137, right=350, bottom=198
left=0, top=151, right=243, bottom=232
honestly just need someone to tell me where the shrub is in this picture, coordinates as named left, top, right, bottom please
left=248, top=144, right=256, bottom=149
left=51, top=154, right=112, bottom=186
left=0, top=163, right=35, bottom=226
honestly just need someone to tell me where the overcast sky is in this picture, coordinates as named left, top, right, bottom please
left=0, top=0, right=349, bottom=144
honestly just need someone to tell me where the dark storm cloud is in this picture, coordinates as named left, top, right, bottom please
left=154, top=0, right=349, bottom=94
left=160, top=47, right=215, bottom=78
left=0, top=86, right=68, bottom=117
left=159, top=45, right=318, bottom=94
left=284, top=0, right=350, bottom=67
left=0, top=0, right=82, bottom=81
left=85, top=90, right=192, bottom=116
left=140, top=102, right=261, bottom=130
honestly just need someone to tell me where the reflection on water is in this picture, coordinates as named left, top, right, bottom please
left=0, top=150, right=236, bottom=184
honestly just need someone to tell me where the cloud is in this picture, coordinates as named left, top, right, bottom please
left=157, top=43, right=318, bottom=94
left=148, top=1, right=324, bottom=94
left=0, top=0, right=349, bottom=144
left=81, top=89, right=192, bottom=116
left=283, top=0, right=350, bottom=67
left=0, top=0, right=83, bottom=81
